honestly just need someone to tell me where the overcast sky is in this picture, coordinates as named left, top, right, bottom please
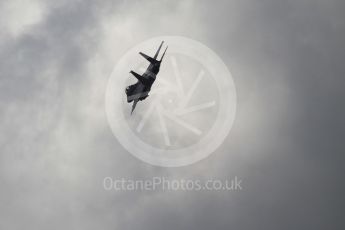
left=0, top=0, right=344, bottom=229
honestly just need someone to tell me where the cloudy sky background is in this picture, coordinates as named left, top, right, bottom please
left=1, top=0, right=344, bottom=229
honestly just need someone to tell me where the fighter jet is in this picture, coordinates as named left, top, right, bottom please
left=125, top=41, right=168, bottom=114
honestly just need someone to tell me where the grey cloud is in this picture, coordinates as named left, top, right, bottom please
left=0, top=0, right=344, bottom=229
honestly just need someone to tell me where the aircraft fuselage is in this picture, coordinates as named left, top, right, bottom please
left=125, top=41, right=168, bottom=114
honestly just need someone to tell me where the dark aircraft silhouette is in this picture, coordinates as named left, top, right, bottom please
left=125, top=41, right=168, bottom=114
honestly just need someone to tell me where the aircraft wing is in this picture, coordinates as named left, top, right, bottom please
left=130, top=70, right=149, bottom=84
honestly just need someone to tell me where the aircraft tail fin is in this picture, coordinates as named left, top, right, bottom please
left=139, top=52, right=158, bottom=64
left=153, top=41, right=164, bottom=59
left=139, top=41, right=164, bottom=63
left=160, top=46, right=168, bottom=62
